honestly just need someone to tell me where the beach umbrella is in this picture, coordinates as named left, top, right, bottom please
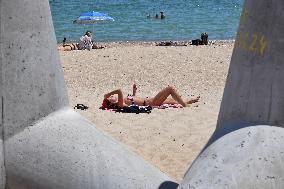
left=73, top=11, right=114, bottom=24
left=73, top=11, right=114, bottom=41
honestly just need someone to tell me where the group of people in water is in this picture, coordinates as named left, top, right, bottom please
left=59, top=11, right=166, bottom=52
left=147, top=11, right=165, bottom=19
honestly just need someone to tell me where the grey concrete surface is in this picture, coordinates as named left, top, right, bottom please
left=5, top=108, right=174, bottom=189
left=0, top=141, right=4, bottom=189
left=210, top=0, right=284, bottom=144
left=0, top=0, right=69, bottom=139
left=0, top=0, right=177, bottom=188
left=179, top=0, right=284, bottom=188
left=0, top=2, right=6, bottom=188
left=178, top=126, right=284, bottom=189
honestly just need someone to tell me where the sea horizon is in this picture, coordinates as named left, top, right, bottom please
left=49, top=0, right=243, bottom=43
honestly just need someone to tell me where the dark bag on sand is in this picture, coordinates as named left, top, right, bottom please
left=191, top=39, right=201, bottom=46
left=115, top=105, right=152, bottom=114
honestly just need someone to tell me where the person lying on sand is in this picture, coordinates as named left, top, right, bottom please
left=58, top=43, right=104, bottom=51
left=156, top=41, right=187, bottom=46
left=58, top=31, right=104, bottom=51
left=101, top=84, right=200, bottom=109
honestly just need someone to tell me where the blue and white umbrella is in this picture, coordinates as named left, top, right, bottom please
left=73, top=11, right=114, bottom=24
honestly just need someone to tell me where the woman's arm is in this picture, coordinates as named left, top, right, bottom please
left=104, top=89, right=124, bottom=108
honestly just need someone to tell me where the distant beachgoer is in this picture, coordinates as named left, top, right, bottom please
left=201, top=32, right=208, bottom=45
left=155, top=14, right=159, bottom=19
left=191, top=32, right=209, bottom=46
left=62, top=37, right=67, bottom=46
left=160, top=11, right=165, bottom=19
left=146, top=14, right=151, bottom=19
left=78, top=30, right=93, bottom=50
left=58, top=31, right=104, bottom=51
left=59, top=37, right=77, bottom=50
left=101, top=84, right=200, bottom=109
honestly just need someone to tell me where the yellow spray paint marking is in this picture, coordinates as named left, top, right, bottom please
left=236, top=9, right=268, bottom=56
left=236, top=33, right=247, bottom=50
left=259, top=35, right=267, bottom=56
left=249, top=34, right=257, bottom=52
left=236, top=32, right=268, bottom=56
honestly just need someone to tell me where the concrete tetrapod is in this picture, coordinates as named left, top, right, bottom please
left=5, top=108, right=177, bottom=189
left=178, top=0, right=284, bottom=188
left=0, top=142, right=4, bottom=189
left=0, top=0, right=177, bottom=188
left=179, top=126, right=284, bottom=188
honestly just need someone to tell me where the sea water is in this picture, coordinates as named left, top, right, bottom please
left=49, top=0, right=243, bottom=43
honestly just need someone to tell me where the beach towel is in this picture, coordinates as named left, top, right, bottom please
left=156, top=104, right=183, bottom=109
left=100, top=99, right=184, bottom=114
left=115, top=105, right=152, bottom=114
left=100, top=100, right=152, bottom=114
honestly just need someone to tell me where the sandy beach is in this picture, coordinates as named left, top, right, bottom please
left=59, top=40, right=234, bottom=182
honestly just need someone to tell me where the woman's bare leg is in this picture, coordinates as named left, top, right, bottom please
left=151, top=86, right=187, bottom=107
left=92, top=44, right=104, bottom=49
left=187, top=96, right=200, bottom=104
left=161, top=96, right=200, bottom=105
left=58, top=44, right=72, bottom=51
left=163, top=98, right=177, bottom=104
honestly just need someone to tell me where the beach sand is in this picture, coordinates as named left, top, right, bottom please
left=59, top=40, right=234, bottom=182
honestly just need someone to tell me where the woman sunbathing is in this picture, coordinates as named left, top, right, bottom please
left=58, top=31, right=104, bottom=51
left=101, top=84, right=200, bottom=109
left=58, top=43, right=104, bottom=51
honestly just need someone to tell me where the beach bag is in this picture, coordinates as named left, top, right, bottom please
left=191, top=39, right=201, bottom=46
left=115, top=105, right=152, bottom=114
